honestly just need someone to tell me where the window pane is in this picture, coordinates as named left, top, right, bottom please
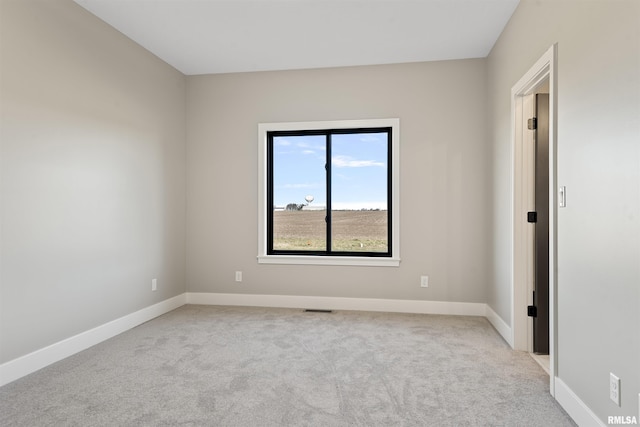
left=331, top=132, right=388, bottom=253
left=272, top=135, right=326, bottom=251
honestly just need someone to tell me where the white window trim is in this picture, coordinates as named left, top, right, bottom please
left=257, top=118, right=400, bottom=267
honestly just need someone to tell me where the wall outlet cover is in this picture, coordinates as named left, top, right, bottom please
left=420, top=276, right=429, bottom=288
left=610, top=373, right=620, bottom=406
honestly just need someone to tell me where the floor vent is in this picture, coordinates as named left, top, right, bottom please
left=304, top=309, right=333, bottom=313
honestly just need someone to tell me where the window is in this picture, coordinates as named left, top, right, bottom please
left=258, top=119, right=400, bottom=266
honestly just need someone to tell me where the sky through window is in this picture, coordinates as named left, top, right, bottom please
left=272, top=132, right=388, bottom=210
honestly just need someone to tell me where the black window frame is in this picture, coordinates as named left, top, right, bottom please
left=266, top=126, right=393, bottom=258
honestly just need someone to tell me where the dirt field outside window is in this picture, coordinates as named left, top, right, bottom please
left=272, top=210, right=388, bottom=252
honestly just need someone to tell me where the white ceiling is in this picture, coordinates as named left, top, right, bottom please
left=74, top=0, right=520, bottom=76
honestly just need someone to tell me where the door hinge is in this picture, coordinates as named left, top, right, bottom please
left=527, top=117, right=537, bottom=130
left=527, top=305, right=537, bottom=317
left=527, top=211, right=537, bottom=223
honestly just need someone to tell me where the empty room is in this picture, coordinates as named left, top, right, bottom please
left=1, top=0, right=638, bottom=425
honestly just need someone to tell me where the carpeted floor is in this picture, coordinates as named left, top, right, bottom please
left=0, top=305, right=576, bottom=426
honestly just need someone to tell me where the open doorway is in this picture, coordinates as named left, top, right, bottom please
left=511, top=45, right=557, bottom=396
left=526, top=90, right=550, bottom=356
left=528, top=90, right=550, bottom=372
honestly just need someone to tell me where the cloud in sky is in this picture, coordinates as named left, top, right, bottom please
left=274, top=139, right=325, bottom=155
left=301, top=143, right=326, bottom=153
left=332, top=155, right=385, bottom=168
left=359, top=135, right=384, bottom=142
left=280, top=183, right=320, bottom=189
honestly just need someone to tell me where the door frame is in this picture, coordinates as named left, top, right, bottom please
left=510, top=44, right=558, bottom=396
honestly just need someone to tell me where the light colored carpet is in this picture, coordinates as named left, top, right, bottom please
left=0, top=305, right=576, bottom=426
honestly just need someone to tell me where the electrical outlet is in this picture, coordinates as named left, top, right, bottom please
left=235, top=271, right=242, bottom=282
left=610, top=373, right=621, bottom=406
left=420, top=276, right=429, bottom=288
left=151, top=278, right=157, bottom=291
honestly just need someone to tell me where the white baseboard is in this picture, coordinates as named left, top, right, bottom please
left=485, top=305, right=513, bottom=347
left=0, top=293, right=486, bottom=387
left=555, top=377, right=605, bottom=427
left=186, top=292, right=487, bottom=316
left=0, top=290, right=604, bottom=427
left=0, top=294, right=186, bottom=387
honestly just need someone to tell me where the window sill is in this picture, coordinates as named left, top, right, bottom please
left=257, top=255, right=400, bottom=267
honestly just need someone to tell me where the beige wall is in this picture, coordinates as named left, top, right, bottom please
left=0, top=0, right=187, bottom=363
left=186, top=60, right=491, bottom=303
left=487, top=0, right=640, bottom=422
